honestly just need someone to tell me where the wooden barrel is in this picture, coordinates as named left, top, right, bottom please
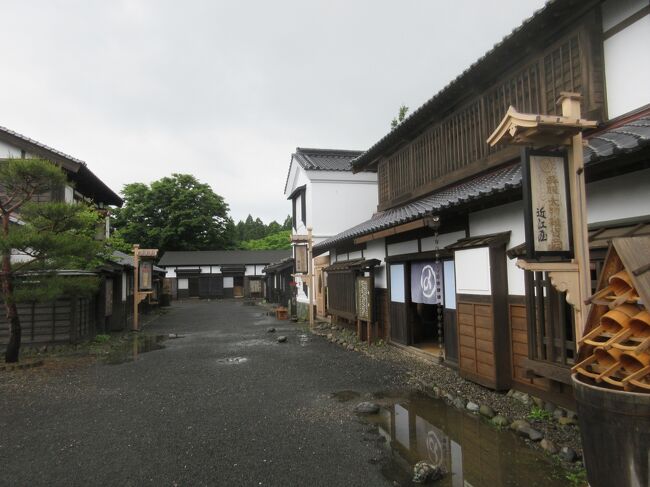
left=572, top=374, right=650, bottom=487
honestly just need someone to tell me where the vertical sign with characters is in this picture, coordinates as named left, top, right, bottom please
left=523, top=149, right=573, bottom=259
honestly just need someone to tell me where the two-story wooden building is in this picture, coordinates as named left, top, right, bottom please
left=315, top=0, right=650, bottom=406
left=0, top=124, right=127, bottom=348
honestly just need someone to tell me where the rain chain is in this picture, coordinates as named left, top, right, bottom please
left=435, top=229, right=444, bottom=363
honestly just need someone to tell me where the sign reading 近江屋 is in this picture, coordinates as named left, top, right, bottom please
left=522, top=149, right=573, bottom=259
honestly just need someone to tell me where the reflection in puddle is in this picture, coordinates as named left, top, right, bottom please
left=330, top=390, right=361, bottom=403
left=367, top=393, right=567, bottom=487
left=217, top=357, right=249, bottom=364
left=104, top=335, right=166, bottom=365
left=231, top=339, right=273, bottom=348
left=298, top=334, right=309, bottom=346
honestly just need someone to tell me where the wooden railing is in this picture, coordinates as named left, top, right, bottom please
left=378, top=22, right=604, bottom=209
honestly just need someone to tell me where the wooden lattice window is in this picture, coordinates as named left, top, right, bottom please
left=544, top=36, right=582, bottom=114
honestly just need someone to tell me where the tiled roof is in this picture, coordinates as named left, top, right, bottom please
left=158, top=249, right=291, bottom=267
left=315, top=115, right=650, bottom=253
left=293, top=148, right=363, bottom=172
left=284, top=147, right=366, bottom=194
left=0, top=125, right=123, bottom=206
left=584, top=116, right=650, bottom=163
left=351, top=0, right=590, bottom=171
left=0, top=125, right=86, bottom=165
left=315, top=164, right=522, bottom=252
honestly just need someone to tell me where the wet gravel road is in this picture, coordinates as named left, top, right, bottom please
left=0, top=300, right=405, bottom=486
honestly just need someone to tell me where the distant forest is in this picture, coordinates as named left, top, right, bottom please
left=234, top=215, right=292, bottom=250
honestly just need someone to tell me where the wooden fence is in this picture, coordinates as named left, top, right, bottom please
left=0, top=297, right=96, bottom=348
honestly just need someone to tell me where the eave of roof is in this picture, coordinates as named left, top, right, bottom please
left=283, top=147, right=366, bottom=195
left=316, top=114, right=650, bottom=253
left=351, top=0, right=599, bottom=171
left=0, top=125, right=123, bottom=207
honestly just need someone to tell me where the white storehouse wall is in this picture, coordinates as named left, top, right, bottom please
left=602, top=0, right=650, bottom=118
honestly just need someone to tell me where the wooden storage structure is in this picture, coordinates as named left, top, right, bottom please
left=448, top=234, right=511, bottom=390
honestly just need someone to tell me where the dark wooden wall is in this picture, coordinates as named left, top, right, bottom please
left=0, top=297, right=95, bottom=348
left=327, top=272, right=356, bottom=320
left=377, top=14, right=605, bottom=211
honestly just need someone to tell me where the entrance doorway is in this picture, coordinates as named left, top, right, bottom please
left=233, top=275, right=244, bottom=298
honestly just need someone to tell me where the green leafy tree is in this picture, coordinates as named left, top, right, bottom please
left=0, top=159, right=103, bottom=363
left=239, top=230, right=291, bottom=250
left=391, top=104, right=409, bottom=129
left=112, top=174, right=235, bottom=252
left=282, top=215, right=292, bottom=230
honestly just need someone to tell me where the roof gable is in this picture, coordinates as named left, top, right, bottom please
left=0, top=125, right=123, bottom=207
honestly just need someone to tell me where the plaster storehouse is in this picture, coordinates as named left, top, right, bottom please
left=284, top=147, right=377, bottom=319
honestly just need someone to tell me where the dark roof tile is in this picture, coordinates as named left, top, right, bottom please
left=158, top=250, right=291, bottom=267
left=316, top=115, right=650, bottom=253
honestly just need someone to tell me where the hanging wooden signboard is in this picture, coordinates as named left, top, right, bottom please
left=136, top=248, right=158, bottom=258
left=295, top=244, right=308, bottom=274
left=522, top=148, right=573, bottom=259
left=356, top=276, right=373, bottom=322
left=139, top=261, right=153, bottom=291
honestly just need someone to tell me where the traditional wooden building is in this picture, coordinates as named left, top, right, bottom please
left=0, top=124, right=124, bottom=348
left=315, top=0, right=650, bottom=406
left=262, top=257, right=294, bottom=307
left=158, top=250, right=290, bottom=299
left=284, top=147, right=377, bottom=318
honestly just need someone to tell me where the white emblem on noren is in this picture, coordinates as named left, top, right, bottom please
left=420, top=265, right=437, bottom=299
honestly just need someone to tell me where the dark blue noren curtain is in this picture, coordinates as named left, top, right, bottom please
left=410, top=262, right=443, bottom=305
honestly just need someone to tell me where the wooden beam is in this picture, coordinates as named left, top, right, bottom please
left=353, top=218, right=428, bottom=245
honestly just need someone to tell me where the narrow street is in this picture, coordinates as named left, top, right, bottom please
left=1, top=300, right=569, bottom=486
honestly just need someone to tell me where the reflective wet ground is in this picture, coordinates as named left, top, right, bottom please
left=103, top=334, right=166, bottom=364
left=359, top=392, right=568, bottom=486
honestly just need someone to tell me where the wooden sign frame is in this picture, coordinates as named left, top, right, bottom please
left=355, top=276, right=373, bottom=322
left=522, top=148, right=574, bottom=260
left=295, top=244, right=308, bottom=274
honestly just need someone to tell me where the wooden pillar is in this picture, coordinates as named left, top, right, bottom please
left=133, top=244, right=140, bottom=331
left=560, top=93, right=591, bottom=341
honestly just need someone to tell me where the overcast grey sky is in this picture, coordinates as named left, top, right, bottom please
left=1, top=0, right=547, bottom=223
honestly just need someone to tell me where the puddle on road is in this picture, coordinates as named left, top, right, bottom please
left=359, top=392, right=568, bottom=487
left=330, top=390, right=361, bottom=403
left=231, top=338, right=273, bottom=348
left=217, top=357, right=249, bottom=365
left=298, top=334, right=310, bottom=346
left=104, top=335, right=166, bottom=365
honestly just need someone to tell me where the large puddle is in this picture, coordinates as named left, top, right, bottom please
left=362, top=393, right=569, bottom=486
left=103, top=335, right=166, bottom=365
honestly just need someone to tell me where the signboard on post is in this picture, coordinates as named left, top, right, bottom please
left=295, top=244, right=308, bottom=274
left=356, top=276, right=373, bottom=322
left=522, top=148, right=573, bottom=259
left=139, top=261, right=153, bottom=291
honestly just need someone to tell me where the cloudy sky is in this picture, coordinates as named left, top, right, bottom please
left=1, top=0, right=547, bottom=223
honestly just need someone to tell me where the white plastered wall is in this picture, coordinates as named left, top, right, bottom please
left=469, top=201, right=525, bottom=295
left=365, top=238, right=387, bottom=288
left=455, top=247, right=492, bottom=296
left=602, top=0, right=650, bottom=118
left=309, top=172, right=377, bottom=240
left=386, top=239, right=418, bottom=256
left=586, top=168, right=650, bottom=223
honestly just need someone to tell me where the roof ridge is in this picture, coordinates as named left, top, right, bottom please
left=0, top=124, right=87, bottom=166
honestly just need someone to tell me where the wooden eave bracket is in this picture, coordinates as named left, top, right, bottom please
left=487, top=106, right=597, bottom=147
left=516, top=259, right=582, bottom=309
left=136, top=291, right=152, bottom=304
